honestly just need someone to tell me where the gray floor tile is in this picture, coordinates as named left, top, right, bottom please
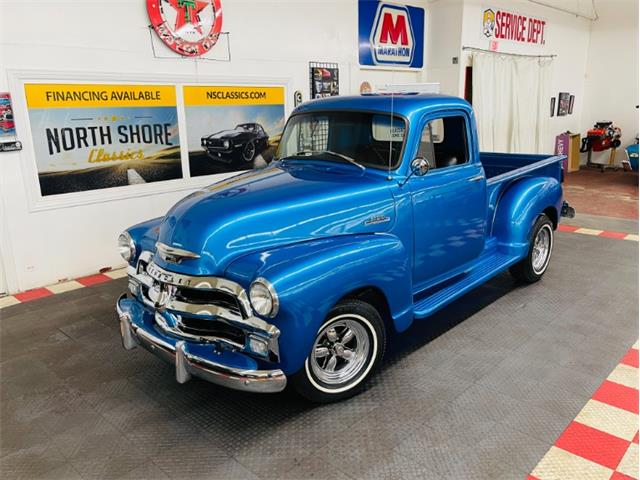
left=361, top=450, right=443, bottom=480
left=0, top=223, right=637, bottom=480
left=116, top=461, right=171, bottom=480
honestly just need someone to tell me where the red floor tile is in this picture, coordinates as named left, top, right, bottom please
left=76, top=273, right=112, bottom=287
left=555, top=421, right=631, bottom=470
left=620, top=348, right=639, bottom=369
left=599, top=231, right=630, bottom=239
left=558, top=224, right=580, bottom=232
left=633, top=432, right=638, bottom=444
left=610, top=472, right=637, bottom=480
left=13, top=288, right=54, bottom=302
left=592, top=380, right=639, bottom=414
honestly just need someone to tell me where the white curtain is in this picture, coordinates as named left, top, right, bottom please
left=472, top=52, right=552, bottom=153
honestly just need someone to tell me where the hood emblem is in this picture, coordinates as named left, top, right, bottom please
left=156, top=242, right=200, bottom=264
left=365, top=215, right=390, bottom=226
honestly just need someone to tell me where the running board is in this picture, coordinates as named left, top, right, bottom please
left=413, top=253, right=521, bottom=319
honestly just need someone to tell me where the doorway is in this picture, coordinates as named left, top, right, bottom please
left=470, top=51, right=553, bottom=154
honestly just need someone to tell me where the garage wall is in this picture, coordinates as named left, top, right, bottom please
left=1, top=0, right=636, bottom=294
left=423, top=0, right=464, bottom=96
left=458, top=0, right=592, bottom=152
left=580, top=0, right=639, bottom=165
left=0, top=0, right=428, bottom=294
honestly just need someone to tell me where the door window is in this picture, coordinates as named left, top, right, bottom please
left=417, top=116, right=469, bottom=170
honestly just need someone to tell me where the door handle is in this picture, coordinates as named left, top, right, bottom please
left=468, top=175, right=484, bottom=182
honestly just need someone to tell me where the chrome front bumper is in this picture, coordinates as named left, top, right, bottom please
left=116, top=294, right=286, bottom=393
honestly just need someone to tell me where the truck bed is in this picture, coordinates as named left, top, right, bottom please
left=480, top=152, right=564, bottom=183
left=482, top=151, right=564, bottom=196
left=481, top=151, right=566, bottom=236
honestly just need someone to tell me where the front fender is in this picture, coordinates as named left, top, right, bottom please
left=225, top=234, right=413, bottom=375
left=492, top=177, right=562, bottom=257
left=126, top=217, right=162, bottom=265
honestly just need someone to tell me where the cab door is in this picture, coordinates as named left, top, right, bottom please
left=408, top=112, right=486, bottom=289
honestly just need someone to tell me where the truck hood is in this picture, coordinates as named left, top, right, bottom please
left=154, top=162, right=396, bottom=276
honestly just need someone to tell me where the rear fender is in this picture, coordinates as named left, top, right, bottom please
left=225, top=234, right=413, bottom=375
left=492, top=177, right=562, bottom=257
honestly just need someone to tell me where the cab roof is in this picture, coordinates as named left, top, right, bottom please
left=294, top=93, right=473, bottom=121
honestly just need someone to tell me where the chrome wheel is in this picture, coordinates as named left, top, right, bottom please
left=532, top=224, right=553, bottom=274
left=309, top=316, right=371, bottom=387
left=242, top=142, right=256, bottom=162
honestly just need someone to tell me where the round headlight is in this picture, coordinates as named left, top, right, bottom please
left=223, top=140, right=230, bottom=149
left=117, top=232, right=136, bottom=262
left=249, top=278, right=279, bottom=317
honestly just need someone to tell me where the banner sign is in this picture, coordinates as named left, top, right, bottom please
left=359, top=0, right=425, bottom=68
left=482, top=8, right=546, bottom=45
left=25, top=84, right=182, bottom=196
left=183, top=85, right=285, bottom=177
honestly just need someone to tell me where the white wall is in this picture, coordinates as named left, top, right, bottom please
left=581, top=0, right=639, bottom=165
left=459, top=0, right=592, bottom=152
left=1, top=0, right=637, bottom=294
left=0, top=0, right=426, bottom=293
left=423, top=0, right=464, bottom=95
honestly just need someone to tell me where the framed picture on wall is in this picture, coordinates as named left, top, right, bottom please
left=568, top=95, right=575, bottom=115
left=184, top=85, right=286, bottom=178
left=0, top=93, right=16, bottom=139
left=557, top=92, right=570, bottom=116
left=309, top=62, right=339, bottom=99
left=550, top=97, right=556, bottom=117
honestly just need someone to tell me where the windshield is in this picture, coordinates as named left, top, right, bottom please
left=276, top=111, right=406, bottom=170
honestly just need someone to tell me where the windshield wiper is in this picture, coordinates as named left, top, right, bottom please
left=294, top=150, right=365, bottom=170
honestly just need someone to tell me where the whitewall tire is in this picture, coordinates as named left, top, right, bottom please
left=510, top=214, right=554, bottom=283
left=291, top=299, right=386, bottom=402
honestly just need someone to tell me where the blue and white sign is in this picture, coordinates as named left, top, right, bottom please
left=359, top=0, right=425, bottom=68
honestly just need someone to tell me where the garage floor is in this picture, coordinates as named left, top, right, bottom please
left=1, top=216, right=638, bottom=480
left=564, top=168, right=638, bottom=220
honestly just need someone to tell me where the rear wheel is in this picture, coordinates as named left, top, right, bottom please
left=291, top=299, right=386, bottom=403
left=510, top=214, right=554, bottom=283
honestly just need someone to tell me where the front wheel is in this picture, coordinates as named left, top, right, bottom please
left=510, top=214, right=554, bottom=283
left=290, top=299, right=386, bottom=403
left=241, top=141, right=256, bottom=163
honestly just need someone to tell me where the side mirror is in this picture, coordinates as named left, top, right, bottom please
left=411, top=157, right=430, bottom=176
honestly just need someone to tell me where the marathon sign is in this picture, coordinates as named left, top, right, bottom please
left=359, top=0, right=425, bottom=68
left=482, top=8, right=546, bottom=45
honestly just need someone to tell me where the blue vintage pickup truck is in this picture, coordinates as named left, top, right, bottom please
left=116, top=93, right=573, bottom=402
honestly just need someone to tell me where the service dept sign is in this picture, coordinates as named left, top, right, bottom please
left=482, top=7, right=546, bottom=45
left=147, top=0, right=223, bottom=57
left=359, top=0, right=424, bottom=68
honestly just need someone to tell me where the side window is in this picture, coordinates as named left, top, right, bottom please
left=417, top=116, right=468, bottom=170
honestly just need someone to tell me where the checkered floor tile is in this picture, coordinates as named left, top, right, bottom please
left=0, top=267, right=128, bottom=309
left=530, top=341, right=639, bottom=480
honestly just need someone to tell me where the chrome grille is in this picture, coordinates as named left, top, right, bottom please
left=174, top=287, right=241, bottom=315
left=127, top=251, right=281, bottom=361
left=204, top=138, right=228, bottom=150
left=177, top=317, right=245, bottom=345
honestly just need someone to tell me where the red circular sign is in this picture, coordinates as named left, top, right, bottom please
left=147, top=0, right=223, bottom=57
